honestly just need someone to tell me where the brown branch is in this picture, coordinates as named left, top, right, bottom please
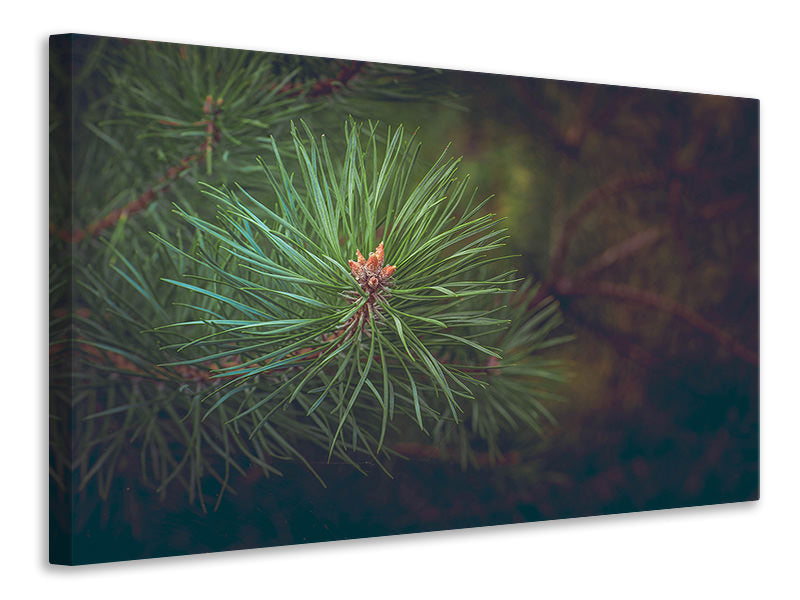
left=555, top=279, right=758, bottom=366
left=698, top=193, right=747, bottom=220
left=548, top=187, right=750, bottom=289
left=527, top=177, right=757, bottom=366
left=56, top=96, right=223, bottom=244
left=529, top=171, right=665, bottom=309
left=573, top=225, right=669, bottom=281
left=279, top=60, right=366, bottom=99
left=549, top=171, right=665, bottom=280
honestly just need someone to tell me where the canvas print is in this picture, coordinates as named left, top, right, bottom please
left=49, top=34, right=759, bottom=565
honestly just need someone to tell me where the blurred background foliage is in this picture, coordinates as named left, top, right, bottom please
left=414, top=71, right=759, bottom=518
left=399, top=70, right=758, bottom=514
left=50, top=35, right=757, bottom=562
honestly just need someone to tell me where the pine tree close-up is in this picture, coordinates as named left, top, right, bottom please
left=50, top=35, right=758, bottom=564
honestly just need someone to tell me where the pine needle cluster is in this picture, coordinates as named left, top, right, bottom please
left=50, top=37, right=570, bottom=509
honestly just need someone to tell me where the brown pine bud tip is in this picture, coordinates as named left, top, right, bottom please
left=365, top=253, right=380, bottom=271
left=349, top=260, right=360, bottom=277
left=348, top=243, right=396, bottom=295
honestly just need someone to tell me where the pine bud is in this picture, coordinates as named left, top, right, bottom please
left=348, top=243, right=396, bottom=295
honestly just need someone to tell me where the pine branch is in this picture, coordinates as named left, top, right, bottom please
left=53, top=39, right=572, bottom=510
left=279, top=60, right=366, bottom=98
left=571, top=225, right=669, bottom=280
left=545, top=170, right=666, bottom=289
left=555, top=279, right=758, bottom=366
left=526, top=155, right=756, bottom=366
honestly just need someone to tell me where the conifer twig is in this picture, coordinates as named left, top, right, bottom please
left=572, top=225, right=669, bottom=280
left=56, top=95, right=223, bottom=243
left=547, top=170, right=666, bottom=283
left=279, top=60, right=366, bottom=98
